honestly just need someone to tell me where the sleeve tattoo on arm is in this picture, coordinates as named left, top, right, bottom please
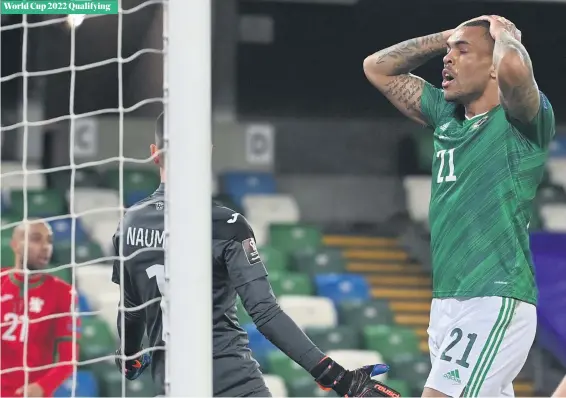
left=373, top=33, right=446, bottom=74
left=384, top=75, right=424, bottom=113
left=495, top=31, right=539, bottom=122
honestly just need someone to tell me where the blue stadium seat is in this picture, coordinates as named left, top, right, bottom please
left=125, top=190, right=151, bottom=208
left=314, top=274, right=370, bottom=304
left=54, top=371, right=99, bottom=397
left=242, top=322, right=277, bottom=368
left=222, top=172, right=276, bottom=206
left=77, top=291, right=92, bottom=313
left=0, top=191, right=8, bottom=213
left=49, top=218, right=88, bottom=243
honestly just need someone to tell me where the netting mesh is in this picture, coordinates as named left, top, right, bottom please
left=1, top=1, right=165, bottom=396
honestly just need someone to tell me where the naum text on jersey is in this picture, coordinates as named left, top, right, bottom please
left=126, top=227, right=165, bottom=248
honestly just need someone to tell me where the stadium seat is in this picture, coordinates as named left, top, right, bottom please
left=540, top=204, right=566, bottom=231
left=291, top=247, right=346, bottom=275
left=287, top=377, right=334, bottom=397
left=268, top=271, right=313, bottom=297
left=278, top=295, right=337, bottom=329
left=77, top=290, right=93, bottom=313
left=259, top=245, right=288, bottom=272
left=9, top=189, right=66, bottom=218
left=76, top=264, right=114, bottom=301
left=90, top=219, right=120, bottom=255
left=0, top=161, right=46, bottom=190
left=242, top=194, right=300, bottom=222
left=548, top=158, right=566, bottom=190
left=314, top=274, right=370, bottom=304
left=49, top=218, right=88, bottom=243
left=1, top=211, right=20, bottom=227
left=96, top=365, right=156, bottom=397
left=363, top=325, right=420, bottom=361
left=529, top=202, right=544, bottom=231
left=96, top=289, right=122, bottom=332
left=242, top=194, right=300, bottom=242
left=53, top=240, right=105, bottom=266
left=266, top=351, right=311, bottom=383
left=305, top=325, right=361, bottom=351
left=537, top=184, right=566, bottom=205
left=1, top=240, right=15, bottom=266
left=249, top=220, right=269, bottom=247
left=338, top=299, right=394, bottom=328
left=263, top=374, right=288, bottom=397
left=383, top=379, right=411, bottom=397
left=48, top=263, right=72, bottom=284
left=103, top=167, right=160, bottom=196
left=71, top=188, right=121, bottom=232
left=236, top=296, right=253, bottom=325
left=243, top=323, right=277, bottom=367
left=0, top=191, right=8, bottom=213
left=222, top=172, right=277, bottom=206
left=326, top=349, right=387, bottom=382
left=269, top=224, right=322, bottom=255
left=80, top=315, right=116, bottom=359
left=388, top=353, right=431, bottom=395
left=213, top=193, right=243, bottom=215
left=74, top=168, right=103, bottom=188
left=54, top=370, right=99, bottom=397
left=125, top=190, right=151, bottom=208
left=403, top=176, right=432, bottom=224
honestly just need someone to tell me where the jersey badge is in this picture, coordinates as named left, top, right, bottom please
left=242, top=238, right=262, bottom=265
left=155, top=201, right=164, bottom=211
left=471, top=116, right=488, bottom=130
left=227, top=213, right=240, bottom=224
left=29, top=297, right=45, bottom=313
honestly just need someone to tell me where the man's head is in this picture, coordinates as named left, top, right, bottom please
left=11, top=219, right=53, bottom=270
left=151, top=112, right=165, bottom=168
left=442, top=20, right=497, bottom=103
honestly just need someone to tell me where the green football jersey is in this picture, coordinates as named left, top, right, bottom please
left=421, top=82, right=555, bottom=305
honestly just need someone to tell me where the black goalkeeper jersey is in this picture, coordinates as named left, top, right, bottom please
left=111, top=184, right=166, bottom=393
left=112, top=183, right=324, bottom=397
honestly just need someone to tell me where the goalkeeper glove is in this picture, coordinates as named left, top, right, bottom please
left=115, top=347, right=151, bottom=381
left=311, top=357, right=400, bottom=397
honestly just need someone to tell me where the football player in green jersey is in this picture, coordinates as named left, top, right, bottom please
left=363, top=15, right=555, bottom=398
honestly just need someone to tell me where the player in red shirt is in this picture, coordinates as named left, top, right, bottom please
left=1, top=219, right=80, bottom=397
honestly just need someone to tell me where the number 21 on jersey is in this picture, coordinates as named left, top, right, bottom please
left=2, top=313, right=27, bottom=342
left=436, top=148, right=457, bottom=184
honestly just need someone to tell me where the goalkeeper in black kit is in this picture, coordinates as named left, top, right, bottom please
left=112, top=112, right=401, bottom=397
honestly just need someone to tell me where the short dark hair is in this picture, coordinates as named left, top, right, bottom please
left=461, top=19, right=494, bottom=43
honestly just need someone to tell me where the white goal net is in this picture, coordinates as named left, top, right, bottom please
left=0, top=1, right=211, bottom=396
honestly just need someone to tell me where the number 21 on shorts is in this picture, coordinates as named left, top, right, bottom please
left=436, top=148, right=457, bottom=183
left=440, top=328, right=477, bottom=368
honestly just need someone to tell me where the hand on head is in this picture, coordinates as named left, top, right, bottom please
left=457, top=15, right=521, bottom=41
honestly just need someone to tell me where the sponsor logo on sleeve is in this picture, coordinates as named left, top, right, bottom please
left=242, top=238, right=261, bottom=265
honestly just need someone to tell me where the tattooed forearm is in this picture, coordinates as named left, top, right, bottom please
left=369, top=32, right=448, bottom=76
left=493, top=30, right=532, bottom=71
left=363, top=31, right=451, bottom=125
left=384, top=75, right=424, bottom=113
left=494, top=30, right=539, bottom=122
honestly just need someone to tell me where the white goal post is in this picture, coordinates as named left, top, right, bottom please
left=0, top=0, right=213, bottom=396
left=166, top=1, right=212, bottom=396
